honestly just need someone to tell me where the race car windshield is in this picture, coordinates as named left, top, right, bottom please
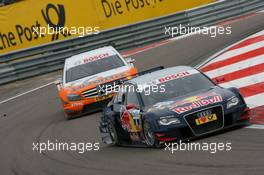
left=65, top=55, right=125, bottom=83
left=141, top=73, right=215, bottom=107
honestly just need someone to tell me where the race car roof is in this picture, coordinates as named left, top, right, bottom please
left=64, top=46, right=119, bottom=70
left=129, top=66, right=200, bottom=85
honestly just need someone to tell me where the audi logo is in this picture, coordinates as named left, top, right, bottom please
left=197, top=110, right=212, bottom=118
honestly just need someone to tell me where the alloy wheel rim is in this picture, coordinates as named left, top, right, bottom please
left=144, top=122, right=155, bottom=146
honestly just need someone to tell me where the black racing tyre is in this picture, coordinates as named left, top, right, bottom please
left=107, top=119, right=122, bottom=146
left=65, top=113, right=74, bottom=120
left=143, top=120, right=163, bottom=148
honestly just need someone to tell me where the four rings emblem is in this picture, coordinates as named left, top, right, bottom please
left=197, top=110, right=212, bottom=118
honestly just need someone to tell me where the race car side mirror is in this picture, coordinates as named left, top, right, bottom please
left=54, top=78, right=63, bottom=90
left=126, top=104, right=136, bottom=110
left=54, top=78, right=62, bottom=86
left=125, top=57, right=135, bottom=64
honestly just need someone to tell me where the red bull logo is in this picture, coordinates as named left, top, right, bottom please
left=121, top=110, right=131, bottom=131
left=171, top=94, right=223, bottom=114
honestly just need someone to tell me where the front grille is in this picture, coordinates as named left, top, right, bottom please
left=81, top=80, right=123, bottom=99
left=81, top=88, right=98, bottom=98
left=184, top=105, right=224, bottom=135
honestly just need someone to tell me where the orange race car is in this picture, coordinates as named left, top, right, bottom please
left=56, top=46, right=138, bottom=119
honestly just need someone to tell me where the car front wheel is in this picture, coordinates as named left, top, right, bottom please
left=143, top=120, right=163, bottom=148
left=107, top=119, right=121, bottom=146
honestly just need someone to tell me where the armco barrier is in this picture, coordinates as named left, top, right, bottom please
left=0, top=0, right=264, bottom=85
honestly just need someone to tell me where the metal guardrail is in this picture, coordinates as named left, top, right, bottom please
left=0, top=0, right=264, bottom=85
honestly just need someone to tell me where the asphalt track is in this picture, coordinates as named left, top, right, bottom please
left=0, top=13, right=264, bottom=175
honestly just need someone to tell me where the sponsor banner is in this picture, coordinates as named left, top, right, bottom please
left=0, top=0, right=214, bottom=54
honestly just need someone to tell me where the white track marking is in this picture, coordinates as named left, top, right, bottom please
left=204, top=54, right=264, bottom=78
left=169, top=31, right=196, bottom=41
left=219, top=72, right=264, bottom=88
left=246, top=125, right=264, bottom=129
left=0, top=82, right=54, bottom=105
left=169, top=26, right=220, bottom=41
left=208, top=41, right=264, bottom=64
left=245, top=93, right=264, bottom=109
left=198, top=30, right=264, bottom=69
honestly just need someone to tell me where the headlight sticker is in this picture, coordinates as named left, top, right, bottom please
left=226, top=96, right=239, bottom=109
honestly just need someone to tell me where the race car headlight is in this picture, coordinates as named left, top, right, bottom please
left=158, top=115, right=181, bottom=126
left=227, top=96, right=239, bottom=109
left=67, top=94, right=82, bottom=101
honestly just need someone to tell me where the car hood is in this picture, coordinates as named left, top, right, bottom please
left=63, top=66, right=133, bottom=91
left=145, top=86, right=235, bottom=117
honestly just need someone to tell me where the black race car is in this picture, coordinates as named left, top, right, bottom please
left=99, top=66, right=250, bottom=147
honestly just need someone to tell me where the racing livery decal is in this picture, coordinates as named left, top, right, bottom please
left=83, top=53, right=111, bottom=64
left=171, top=93, right=223, bottom=114
left=147, top=101, right=175, bottom=112
left=147, top=69, right=199, bottom=86
left=120, top=109, right=141, bottom=133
